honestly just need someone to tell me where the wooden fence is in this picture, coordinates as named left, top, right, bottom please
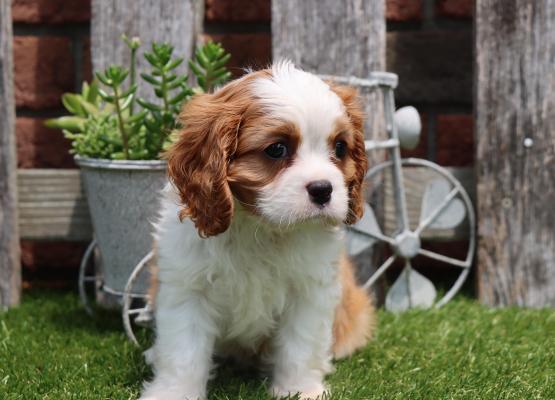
left=1, top=0, right=554, bottom=309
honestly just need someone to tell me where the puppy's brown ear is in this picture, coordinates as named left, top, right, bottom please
left=331, top=85, right=368, bottom=224
left=166, top=90, right=241, bottom=237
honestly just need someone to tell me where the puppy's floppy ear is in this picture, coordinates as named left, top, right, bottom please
left=331, top=85, right=368, bottom=224
left=166, top=90, right=241, bottom=238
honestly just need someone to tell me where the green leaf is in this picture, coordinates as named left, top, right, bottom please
left=95, top=72, right=112, bottom=86
left=144, top=117, right=161, bottom=133
left=169, top=90, right=190, bottom=105
left=165, top=57, right=183, bottom=71
left=141, top=73, right=161, bottom=86
left=212, top=53, right=232, bottom=70
left=137, top=98, right=162, bottom=112
left=167, top=79, right=189, bottom=90
left=120, top=83, right=138, bottom=99
left=44, top=116, right=86, bottom=132
left=61, top=94, right=85, bottom=116
left=77, top=98, right=99, bottom=116
left=197, top=76, right=206, bottom=90
left=127, top=110, right=148, bottom=124
left=98, top=89, right=115, bottom=103
left=120, top=93, right=135, bottom=111
left=197, top=51, right=211, bottom=69
left=144, top=52, right=160, bottom=68
left=86, top=80, right=100, bottom=104
left=188, top=61, right=203, bottom=79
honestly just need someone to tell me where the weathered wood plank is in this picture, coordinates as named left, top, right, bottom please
left=17, top=169, right=92, bottom=241
left=476, top=0, right=555, bottom=307
left=0, top=1, right=21, bottom=309
left=91, top=0, right=203, bottom=102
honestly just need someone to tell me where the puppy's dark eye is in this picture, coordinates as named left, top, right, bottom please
left=335, top=140, right=348, bottom=159
left=264, top=142, right=289, bottom=159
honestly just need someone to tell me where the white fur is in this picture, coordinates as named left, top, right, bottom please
left=141, top=62, right=352, bottom=400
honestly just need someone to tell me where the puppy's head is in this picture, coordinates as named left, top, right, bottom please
left=167, top=61, right=368, bottom=237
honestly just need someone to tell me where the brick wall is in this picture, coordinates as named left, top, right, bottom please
left=11, top=0, right=473, bottom=288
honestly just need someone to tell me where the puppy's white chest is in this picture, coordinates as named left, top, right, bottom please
left=208, top=253, right=290, bottom=342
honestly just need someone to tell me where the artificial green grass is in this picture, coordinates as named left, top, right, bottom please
left=1, top=291, right=554, bottom=400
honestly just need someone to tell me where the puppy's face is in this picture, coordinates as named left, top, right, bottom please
left=167, top=62, right=368, bottom=237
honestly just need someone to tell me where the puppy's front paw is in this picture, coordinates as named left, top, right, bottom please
left=271, top=382, right=328, bottom=399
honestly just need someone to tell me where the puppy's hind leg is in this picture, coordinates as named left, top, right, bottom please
left=332, top=254, right=376, bottom=359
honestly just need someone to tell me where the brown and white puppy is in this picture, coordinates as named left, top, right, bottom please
left=141, top=61, right=374, bottom=400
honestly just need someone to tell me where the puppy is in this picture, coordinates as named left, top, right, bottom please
left=140, top=61, right=375, bottom=400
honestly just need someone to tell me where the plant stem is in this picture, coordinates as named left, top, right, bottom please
left=129, top=46, right=137, bottom=115
left=112, top=85, right=130, bottom=159
left=161, top=71, right=170, bottom=113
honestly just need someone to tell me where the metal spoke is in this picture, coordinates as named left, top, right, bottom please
left=363, top=255, right=397, bottom=290
left=356, top=229, right=396, bottom=246
left=415, top=187, right=460, bottom=235
left=418, top=248, right=470, bottom=268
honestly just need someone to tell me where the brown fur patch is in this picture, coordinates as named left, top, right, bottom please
left=166, top=71, right=270, bottom=237
left=332, top=253, right=375, bottom=359
left=228, top=120, right=301, bottom=212
left=329, top=85, right=368, bottom=224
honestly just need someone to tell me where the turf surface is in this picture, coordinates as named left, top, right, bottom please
left=0, top=291, right=554, bottom=399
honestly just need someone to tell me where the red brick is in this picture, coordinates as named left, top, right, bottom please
left=436, top=0, right=473, bottom=18
left=16, top=117, right=75, bottom=168
left=436, top=114, right=474, bottom=166
left=14, top=36, right=74, bottom=110
left=204, top=33, right=271, bottom=77
left=21, top=240, right=86, bottom=289
left=401, top=112, right=428, bottom=159
left=205, top=0, right=270, bottom=22
left=12, top=0, right=91, bottom=24
left=387, top=0, right=422, bottom=21
left=21, top=241, right=85, bottom=271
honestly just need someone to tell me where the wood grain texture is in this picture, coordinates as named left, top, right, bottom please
left=0, top=1, right=21, bottom=309
left=476, top=0, right=555, bottom=307
left=17, top=170, right=92, bottom=241
left=91, top=0, right=203, bottom=101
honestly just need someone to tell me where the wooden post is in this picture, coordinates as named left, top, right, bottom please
left=272, top=0, right=387, bottom=299
left=0, top=0, right=21, bottom=309
left=91, top=0, right=204, bottom=101
left=476, top=1, right=555, bottom=307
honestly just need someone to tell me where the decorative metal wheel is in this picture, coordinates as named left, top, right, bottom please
left=122, top=251, right=155, bottom=345
left=347, top=158, right=476, bottom=311
left=78, top=239, right=99, bottom=316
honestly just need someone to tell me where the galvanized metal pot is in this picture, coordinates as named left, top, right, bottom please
left=75, top=156, right=167, bottom=304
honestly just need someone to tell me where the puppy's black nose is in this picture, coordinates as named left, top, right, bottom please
left=306, top=180, right=333, bottom=206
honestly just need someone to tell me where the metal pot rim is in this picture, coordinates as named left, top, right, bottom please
left=74, top=156, right=167, bottom=171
